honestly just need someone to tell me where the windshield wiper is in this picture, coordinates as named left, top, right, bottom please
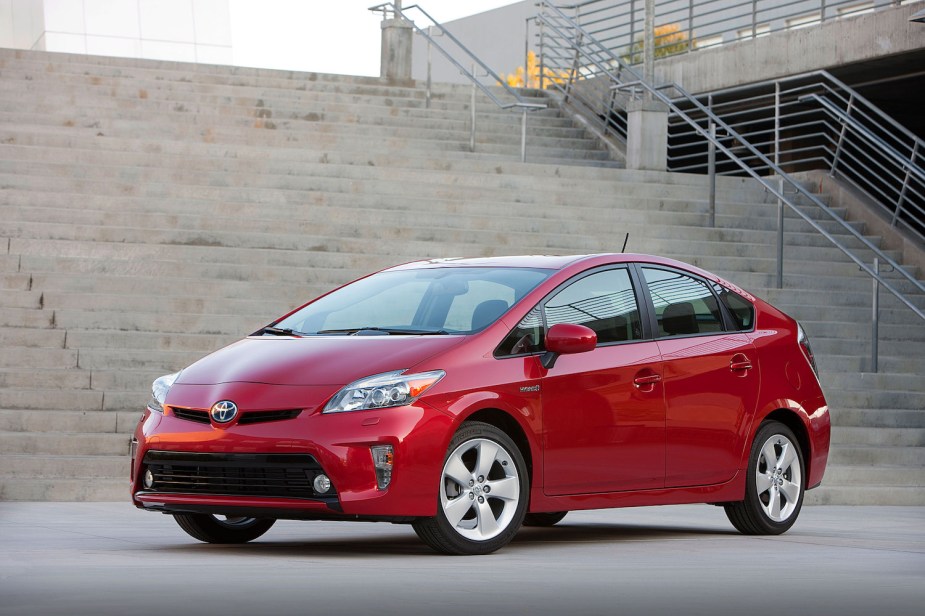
left=316, top=327, right=449, bottom=336
left=254, top=326, right=303, bottom=337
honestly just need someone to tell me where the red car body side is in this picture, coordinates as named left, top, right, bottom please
left=131, top=254, right=829, bottom=521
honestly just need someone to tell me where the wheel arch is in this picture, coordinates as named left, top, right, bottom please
left=757, top=408, right=813, bottom=483
left=462, top=407, right=535, bottom=485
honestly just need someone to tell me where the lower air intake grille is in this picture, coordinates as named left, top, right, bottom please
left=142, top=451, right=332, bottom=499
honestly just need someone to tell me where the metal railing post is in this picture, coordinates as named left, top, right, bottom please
left=892, top=141, right=918, bottom=228
left=830, top=93, right=855, bottom=176
left=521, top=108, right=528, bottom=163
left=426, top=27, right=432, bottom=109
left=539, top=18, right=546, bottom=90
left=524, top=17, right=531, bottom=89
left=776, top=176, right=784, bottom=289
left=751, top=0, right=757, bottom=38
left=708, top=95, right=716, bottom=227
left=871, top=257, right=880, bottom=373
left=470, top=63, right=476, bottom=153
left=629, top=0, right=636, bottom=59
left=687, top=0, right=694, bottom=52
left=774, top=81, right=780, bottom=167
left=821, top=0, right=827, bottom=22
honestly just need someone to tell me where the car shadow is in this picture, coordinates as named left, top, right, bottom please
left=149, top=521, right=738, bottom=558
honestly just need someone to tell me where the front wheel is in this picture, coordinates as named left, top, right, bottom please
left=413, top=421, right=529, bottom=555
left=173, top=514, right=276, bottom=544
left=725, top=421, right=805, bottom=535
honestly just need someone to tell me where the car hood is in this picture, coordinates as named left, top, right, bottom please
left=176, top=335, right=465, bottom=386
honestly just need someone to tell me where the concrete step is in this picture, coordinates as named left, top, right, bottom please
left=0, top=347, right=78, bottom=369
left=0, top=368, right=91, bottom=390
left=0, top=326, right=66, bottom=348
left=831, top=427, right=925, bottom=447
left=0, top=306, right=54, bottom=328
left=0, top=430, right=130, bottom=455
left=0, top=388, right=104, bottom=411
left=0, top=100, right=589, bottom=140
left=829, top=445, right=925, bottom=466
left=832, top=408, right=925, bottom=429
left=0, top=477, right=127, bottom=501
left=0, top=409, right=140, bottom=433
left=821, top=464, right=925, bottom=487
left=805, top=485, right=925, bottom=506
left=0, top=454, right=127, bottom=478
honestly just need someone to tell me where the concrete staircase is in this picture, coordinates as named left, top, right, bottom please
left=0, top=48, right=922, bottom=504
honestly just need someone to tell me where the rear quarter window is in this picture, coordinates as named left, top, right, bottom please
left=716, top=286, right=755, bottom=331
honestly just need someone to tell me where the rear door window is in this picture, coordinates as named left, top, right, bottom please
left=641, top=267, right=724, bottom=337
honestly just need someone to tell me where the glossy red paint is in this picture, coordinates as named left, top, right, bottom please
left=132, top=253, right=830, bottom=536
left=545, top=323, right=598, bottom=355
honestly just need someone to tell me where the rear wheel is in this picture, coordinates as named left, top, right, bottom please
left=725, top=421, right=805, bottom=535
left=173, top=514, right=276, bottom=544
left=523, top=511, right=568, bottom=527
left=413, top=421, right=529, bottom=555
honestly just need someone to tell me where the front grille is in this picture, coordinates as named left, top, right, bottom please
left=238, top=409, right=302, bottom=425
left=171, top=408, right=210, bottom=424
left=142, top=451, right=333, bottom=499
left=169, top=408, right=302, bottom=425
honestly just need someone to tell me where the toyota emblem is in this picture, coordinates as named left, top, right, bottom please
left=210, top=400, right=238, bottom=423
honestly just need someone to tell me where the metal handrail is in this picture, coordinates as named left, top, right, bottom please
left=807, top=95, right=925, bottom=186
left=543, top=0, right=920, bottom=60
left=369, top=2, right=546, bottom=162
left=663, top=70, right=924, bottom=244
left=535, top=3, right=925, bottom=346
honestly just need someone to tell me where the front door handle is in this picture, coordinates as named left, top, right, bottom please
left=633, top=373, right=661, bottom=391
left=730, top=354, right=753, bottom=372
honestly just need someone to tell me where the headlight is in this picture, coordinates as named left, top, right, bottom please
left=147, top=371, right=181, bottom=414
left=323, top=370, right=445, bottom=413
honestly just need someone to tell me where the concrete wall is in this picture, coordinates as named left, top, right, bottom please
left=411, top=1, right=532, bottom=85
left=654, top=2, right=925, bottom=94
left=1, top=0, right=232, bottom=64
left=0, top=0, right=44, bottom=50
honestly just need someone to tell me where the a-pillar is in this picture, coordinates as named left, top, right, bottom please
left=625, top=99, right=669, bottom=171
left=380, top=17, right=414, bottom=84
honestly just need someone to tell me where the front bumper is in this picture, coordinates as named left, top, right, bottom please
left=131, top=384, right=454, bottom=518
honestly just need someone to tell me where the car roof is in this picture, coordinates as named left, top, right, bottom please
left=386, top=253, right=697, bottom=273
left=383, top=254, right=752, bottom=299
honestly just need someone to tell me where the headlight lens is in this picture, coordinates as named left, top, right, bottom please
left=323, top=370, right=445, bottom=413
left=147, top=371, right=181, bottom=414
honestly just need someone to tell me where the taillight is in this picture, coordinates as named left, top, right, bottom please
left=797, top=323, right=818, bottom=377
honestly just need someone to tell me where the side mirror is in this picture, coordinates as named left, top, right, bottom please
left=541, top=323, right=597, bottom=369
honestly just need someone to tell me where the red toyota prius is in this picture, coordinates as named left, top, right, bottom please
left=131, top=254, right=830, bottom=554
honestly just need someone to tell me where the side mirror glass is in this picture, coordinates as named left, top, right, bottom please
left=542, top=323, right=597, bottom=368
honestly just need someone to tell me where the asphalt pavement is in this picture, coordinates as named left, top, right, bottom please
left=1, top=502, right=923, bottom=616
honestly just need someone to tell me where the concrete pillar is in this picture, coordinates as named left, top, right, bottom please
left=380, top=17, right=413, bottom=84
left=625, top=99, right=668, bottom=171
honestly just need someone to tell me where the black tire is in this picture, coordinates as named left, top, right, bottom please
left=523, top=511, right=568, bottom=527
left=725, top=421, right=805, bottom=535
left=413, top=421, right=529, bottom=555
left=173, top=514, right=276, bottom=544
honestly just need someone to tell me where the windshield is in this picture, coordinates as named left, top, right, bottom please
left=273, top=267, right=553, bottom=335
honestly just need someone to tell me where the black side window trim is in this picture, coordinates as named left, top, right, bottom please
left=493, top=264, right=652, bottom=359
left=632, top=263, right=752, bottom=339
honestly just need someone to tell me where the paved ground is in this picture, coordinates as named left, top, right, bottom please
left=1, top=503, right=923, bottom=616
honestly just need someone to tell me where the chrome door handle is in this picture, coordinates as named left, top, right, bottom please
left=730, top=354, right=753, bottom=371
left=633, top=374, right=662, bottom=387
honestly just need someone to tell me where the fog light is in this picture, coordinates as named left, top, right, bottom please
left=371, top=445, right=394, bottom=490
left=143, top=468, right=154, bottom=489
left=313, top=474, right=331, bottom=494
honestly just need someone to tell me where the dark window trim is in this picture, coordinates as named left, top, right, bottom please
left=633, top=263, right=755, bottom=340
left=493, top=264, right=651, bottom=359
